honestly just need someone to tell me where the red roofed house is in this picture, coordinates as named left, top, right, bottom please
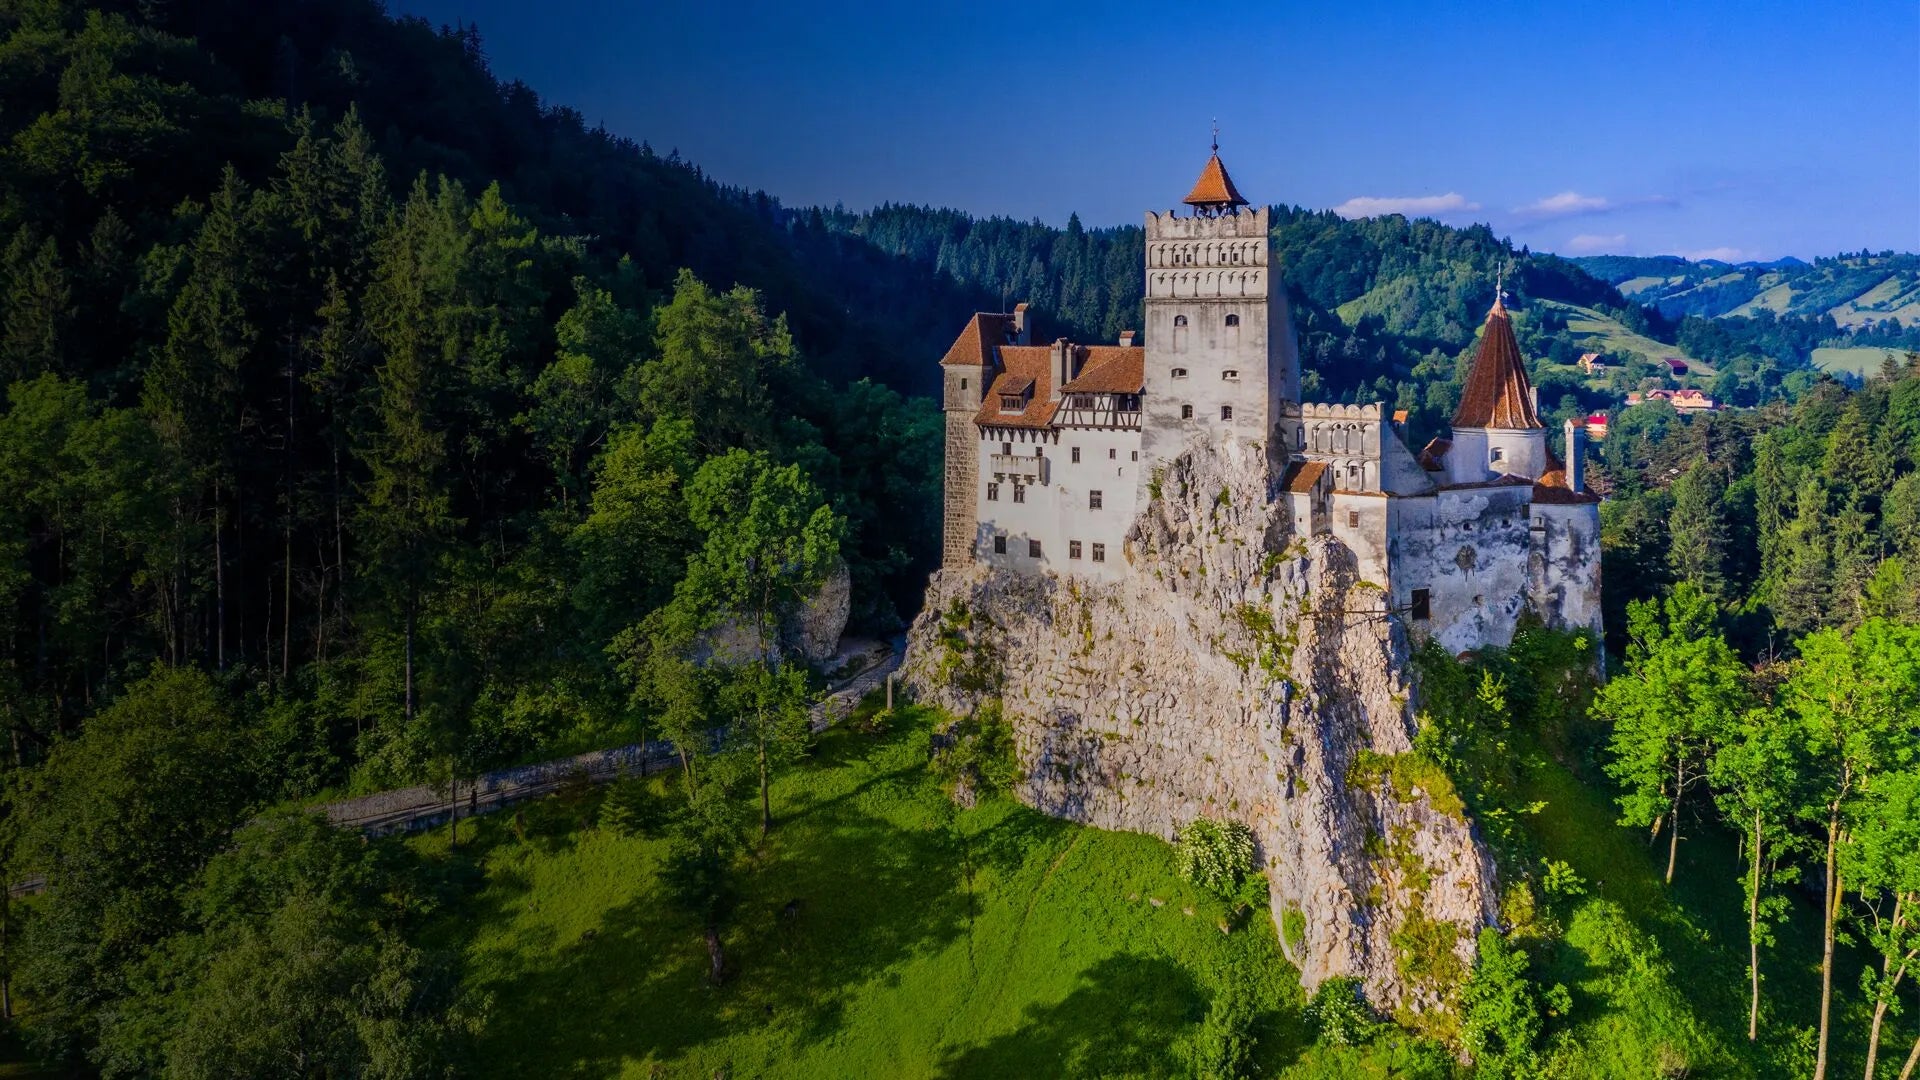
left=1662, top=357, right=1689, bottom=376
left=937, top=148, right=1601, bottom=655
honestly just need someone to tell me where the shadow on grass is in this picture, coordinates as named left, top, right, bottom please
left=444, top=712, right=981, bottom=1074
left=934, top=954, right=1204, bottom=1080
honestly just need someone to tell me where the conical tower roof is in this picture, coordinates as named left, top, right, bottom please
left=1183, top=153, right=1249, bottom=211
left=1453, top=296, right=1543, bottom=429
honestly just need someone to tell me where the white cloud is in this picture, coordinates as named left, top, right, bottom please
left=1565, top=234, right=1629, bottom=254
left=1331, top=193, right=1481, bottom=220
left=1516, top=191, right=1615, bottom=219
left=1512, top=191, right=1676, bottom=222
left=1673, top=246, right=1749, bottom=263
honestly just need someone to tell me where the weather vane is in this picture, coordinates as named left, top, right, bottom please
left=1211, top=118, right=1219, bottom=154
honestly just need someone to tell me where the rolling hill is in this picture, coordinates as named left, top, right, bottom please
left=1575, top=251, right=1920, bottom=326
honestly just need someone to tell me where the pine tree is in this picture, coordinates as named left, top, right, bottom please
left=1667, top=461, right=1731, bottom=607
left=0, top=232, right=74, bottom=381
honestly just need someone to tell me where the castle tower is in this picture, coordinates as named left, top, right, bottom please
left=1446, top=296, right=1548, bottom=484
left=1139, top=144, right=1300, bottom=478
left=939, top=307, right=1028, bottom=566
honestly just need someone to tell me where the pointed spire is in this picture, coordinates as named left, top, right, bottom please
left=1452, top=296, right=1543, bottom=429
left=1183, top=148, right=1248, bottom=213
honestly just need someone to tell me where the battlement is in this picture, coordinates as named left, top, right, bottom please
left=1143, top=205, right=1268, bottom=241
left=1286, top=402, right=1384, bottom=421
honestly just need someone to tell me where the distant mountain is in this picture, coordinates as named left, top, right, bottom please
left=1574, top=251, right=1920, bottom=327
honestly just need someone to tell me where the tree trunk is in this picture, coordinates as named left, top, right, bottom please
left=1748, top=810, right=1762, bottom=1042
left=403, top=588, right=417, bottom=723
left=1814, top=806, right=1842, bottom=1080
left=1899, top=1026, right=1920, bottom=1080
left=705, top=922, right=725, bottom=985
left=449, top=773, right=459, bottom=849
left=1666, top=758, right=1684, bottom=884
left=759, top=738, right=771, bottom=839
left=214, top=479, right=226, bottom=671
left=1866, top=943, right=1914, bottom=1080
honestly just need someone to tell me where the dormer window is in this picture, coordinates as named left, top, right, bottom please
left=1174, top=315, right=1188, bottom=327
left=1000, top=394, right=1025, bottom=413
left=1224, top=314, right=1240, bottom=326
left=1222, top=369, right=1239, bottom=380
left=1171, top=368, right=1188, bottom=379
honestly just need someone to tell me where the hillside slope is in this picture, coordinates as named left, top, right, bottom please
left=1577, top=252, right=1920, bottom=327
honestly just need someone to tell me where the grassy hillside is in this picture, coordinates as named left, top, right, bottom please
left=391, top=698, right=1866, bottom=1079
left=1577, top=252, right=1920, bottom=326
left=1534, top=299, right=1710, bottom=377
left=412, top=707, right=1435, bottom=1078
left=1811, top=344, right=1911, bottom=378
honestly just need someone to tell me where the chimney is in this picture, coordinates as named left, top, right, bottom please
left=1051, top=338, right=1072, bottom=398
left=1012, top=303, right=1032, bottom=345
left=1530, top=386, right=1540, bottom=413
left=1119, top=330, right=1136, bottom=347
left=1563, top=418, right=1585, bottom=492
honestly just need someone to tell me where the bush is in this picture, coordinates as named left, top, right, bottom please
left=1460, top=928, right=1566, bottom=1079
left=1175, top=818, right=1256, bottom=897
left=599, top=776, right=671, bottom=838
left=1304, top=976, right=1382, bottom=1046
left=1183, top=983, right=1257, bottom=1080
left=933, top=699, right=1020, bottom=797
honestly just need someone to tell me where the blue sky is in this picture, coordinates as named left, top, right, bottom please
left=393, top=0, right=1918, bottom=261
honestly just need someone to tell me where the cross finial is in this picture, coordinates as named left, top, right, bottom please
left=1211, top=118, right=1219, bottom=154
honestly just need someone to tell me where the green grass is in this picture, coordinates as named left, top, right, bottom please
left=1535, top=300, right=1712, bottom=378
left=1813, top=345, right=1910, bottom=378
left=387, top=706, right=1890, bottom=1078
left=410, top=708, right=1453, bottom=1078
left=1513, top=733, right=1879, bottom=1077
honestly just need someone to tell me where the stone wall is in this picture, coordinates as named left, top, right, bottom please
left=902, top=436, right=1496, bottom=1015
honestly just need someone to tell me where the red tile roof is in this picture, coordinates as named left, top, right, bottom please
left=1281, top=460, right=1328, bottom=493
left=976, top=346, right=1060, bottom=430
left=1453, top=297, right=1543, bottom=430
left=1184, top=153, right=1249, bottom=209
left=940, top=313, right=1016, bottom=367
left=1059, top=347, right=1145, bottom=394
left=1418, top=436, right=1452, bottom=471
left=1533, top=450, right=1601, bottom=504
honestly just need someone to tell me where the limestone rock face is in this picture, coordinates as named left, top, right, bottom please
left=902, top=438, right=1496, bottom=1013
left=696, top=559, right=852, bottom=669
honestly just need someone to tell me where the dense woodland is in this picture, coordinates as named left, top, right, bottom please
left=1, top=0, right=1918, bottom=1076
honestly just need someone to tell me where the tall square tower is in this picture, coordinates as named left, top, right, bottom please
left=1138, top=150, right=1299, bottom=478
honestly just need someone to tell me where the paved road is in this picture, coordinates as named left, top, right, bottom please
left=322, top=640, right=904, bottom=836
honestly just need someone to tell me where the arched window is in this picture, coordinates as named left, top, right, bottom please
left=1173, top=315, right=1188, bottom=327
left=1171, top=367, right=1189, bottom=378
left=1224, top=314, right=1240, bottom=327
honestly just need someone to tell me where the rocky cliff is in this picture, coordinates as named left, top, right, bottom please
left=901, top=439, right=1497, bottom=1016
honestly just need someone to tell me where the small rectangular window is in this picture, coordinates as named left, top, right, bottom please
left=1035, top=446, right=1044, bottom=458
left=1131, top=451, right=1138, bottom=461
left=1029, top=539, right=1042, bottom=558
left=1090, top=490, right=1103, bottom=509
left=1221, top=405, right=1234, bottom=421
left=1182, top=404, right=1194, bottom=419
left=1013, top=485, right=1026, bottom=504
left=961, top=377, right=968, bottom=389
left=1091, top=543, right=1106, bottom=563
left=1410, top=588, right=1431, bottom=621
left=1491, top=447, right=1505, bottom=462
left=1070, top=540, right=1083, bottom=559
left=1347, top=510, right=1360, bottom=528
left=993, top=535, right=1006, bottom=555
left=1071, top=446, right=1081, bottom=463
left=986, top=482, right=999, bottom=501
left=1002, top=442, right=1012, bottom=456
left=1108, top=448, right=1117, bottom=460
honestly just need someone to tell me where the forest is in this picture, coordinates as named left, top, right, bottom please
left=1, top=0, right=1917, bottom=1076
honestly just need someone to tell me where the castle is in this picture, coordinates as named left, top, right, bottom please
left=938, top=148, right=1601, bottom=655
